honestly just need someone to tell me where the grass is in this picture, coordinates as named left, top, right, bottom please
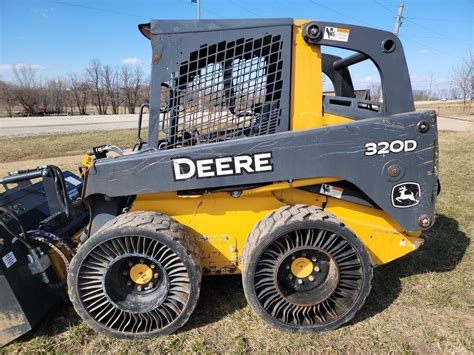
left=0, top=129, right=138, bottom=163
left=416, top=101, right=473, bottom=119
left=2, top=131, right=473, bottom=353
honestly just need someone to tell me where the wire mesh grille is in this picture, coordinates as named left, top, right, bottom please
left=159, top=34, right=285, bottom=149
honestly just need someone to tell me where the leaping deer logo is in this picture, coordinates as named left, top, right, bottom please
left=395, top=185, right=417, bottom=203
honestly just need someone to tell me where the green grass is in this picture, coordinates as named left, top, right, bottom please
left=0, top=129, right=139, bottom=163
left=2, top=131, right=473, bottom=353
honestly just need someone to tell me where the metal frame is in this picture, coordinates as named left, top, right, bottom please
left=83, top=19, right=437, bottom=235
left=144, top=19, right=293, bottom=149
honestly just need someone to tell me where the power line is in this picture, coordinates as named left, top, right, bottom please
left=372, top=1, right=465, bottom=60
left=183, top=0, right=221, bottom=18
left=53, top=1, right=148, bottom=19
left=373, top=0, right=394, bottom=14
left=229, top=0, right=260, bottom=17
left=399, top=34, right=463, bottom=60
left=403, top=16, right=464, bottom=42
left=308, top=0, right=375, bottom=27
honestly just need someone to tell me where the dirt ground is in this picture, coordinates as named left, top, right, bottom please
left=1, top=131, right=473, bottom=353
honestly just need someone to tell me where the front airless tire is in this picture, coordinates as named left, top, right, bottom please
left=68, top=211, right=201, bottom=339
left=242, top=205, right=373, bottom=332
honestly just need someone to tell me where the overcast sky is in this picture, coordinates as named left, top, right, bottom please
left=0, top=0, right=472, bottom=96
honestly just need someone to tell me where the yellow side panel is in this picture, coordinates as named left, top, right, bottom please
left=320, top=199, right=422, bottom=265
left=291, top=21, right=356, bottom=130
left=291, top=20, right=323, bottom=131
left=132, top=181, right=423, bottom=274
left=321, top=113, right=354, bottom=126
left=132, top=191, right=287, bottom=274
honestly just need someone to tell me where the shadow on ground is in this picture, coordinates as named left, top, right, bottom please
left=13, top=213, right=470, bottom=343
left=351, top=213, right=470, bottom=325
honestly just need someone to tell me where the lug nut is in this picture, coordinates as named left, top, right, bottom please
left=122, top=271, right=128, bottom=276
left=140, top=259, right=145, bottom=264
left=128, top=261, right=133, bottom=266
left=308, top=275, right=315, bottom=282
left=127, top=281, right=132, bottom=286
left=311, top=257, right=317, bottom=262
left=137, top=285, right=142, bottom=291
left=314, top=266, right=320, bottom=272
left=154, top=273, right=159, bottom=279
left=289, top=274, right=293, bottom=279
left=150, top=264, right=155, bottom=269
left=285, top=265, right=290, bottom=270
left=148, top=282, right=154, bottom=288
left=297, top=279, right=303, bottom=285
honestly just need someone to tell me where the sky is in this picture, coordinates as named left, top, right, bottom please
left=0, top=0, right=472, bottom=95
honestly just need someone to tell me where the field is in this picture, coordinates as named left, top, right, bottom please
left=1, top=130, right=473, bottom=353
left=415, top=101, right=473, bottom=120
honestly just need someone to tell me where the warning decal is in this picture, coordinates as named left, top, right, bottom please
left=323, top=27, right=350, bottom=42
left=320, top=184, right=344, bottom=199
left=2, top=251, right=17, bottom=269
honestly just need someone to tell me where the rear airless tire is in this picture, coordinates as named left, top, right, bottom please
left=242, top=205, right=372, bottom=332
left=68, top=211, right=201, bottom=339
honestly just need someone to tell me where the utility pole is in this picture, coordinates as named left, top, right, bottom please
left=191, top=0, right=200, bottom=19
left=393, top=3, right=404, bottom=36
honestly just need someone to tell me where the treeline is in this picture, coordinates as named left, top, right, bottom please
left=0, top=60, right=150, bottom=117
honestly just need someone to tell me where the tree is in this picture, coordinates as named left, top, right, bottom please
left=86, top=59, right=108, bottom=114
left=451, top=52, right=473, bottom=110
left=69, top=73, right=90, bottom=115
left=12, top=64, right=41, bottom=115
left=47, top=78, right=69, bottom=114
left=369, top=83, right=382, bottom=101
left=121, top=65, right=144, bottom=114
left=103, top=65, right=122, bottom=114
left=0, top=80, right=17, bottom=116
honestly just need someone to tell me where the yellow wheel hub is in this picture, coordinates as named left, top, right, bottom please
left=129, top=263, right=153, bottom=285
left=291, top=257, right=313, bottom=278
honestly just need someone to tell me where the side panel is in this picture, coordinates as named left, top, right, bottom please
left=131, top=182, right=423, bottom=274
left=85, top=111, right=438, bottom=232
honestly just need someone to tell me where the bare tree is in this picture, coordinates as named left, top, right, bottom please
left=86, top=59, right=108, bottom=114
left=369, top=83, right=382, bottom=101
left=103, top=65, right=123, bottom=114
left=47, top=78, right=69, bottom=114
left=451, top=52, right=473, bottom=110
left=69, top=73, right=90, bottom=115
left=0, top=80, right=17, bottom=116
left=12, top=64, right=41, bottom=115
left=121, top=65, right=144, bottom=114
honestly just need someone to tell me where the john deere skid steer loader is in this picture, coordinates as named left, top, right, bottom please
left=68, top=19, right=439, bottom=338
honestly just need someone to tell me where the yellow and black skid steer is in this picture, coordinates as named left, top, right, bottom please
left=68, top=18, right=439, bottom=338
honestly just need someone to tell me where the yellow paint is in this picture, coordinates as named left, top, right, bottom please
left=290, top=21, right=355, bottom=131
left=81, top=154, right=94, bottom=168
left=320, top=112, right=354, bottom=126
left=129, top=20, right=423, bottom=275
left=132, top=179, right=422, bottom=274
left=130, top=264, right=153, bottom=285
left=291, top=257, right=313, bottom=278
left=290, top=20, right=323, bottom=131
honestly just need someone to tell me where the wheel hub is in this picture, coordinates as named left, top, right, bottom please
left=129, top=263, right=154, bottom=285
left=290, top=257, right=313, bottom=278
left=276, top=247, right=339, bottom=305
